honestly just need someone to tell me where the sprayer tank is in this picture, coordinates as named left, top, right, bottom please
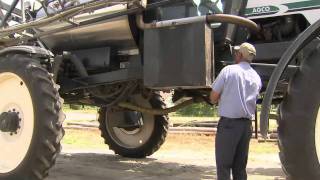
left=39, top=4, right=138, bottom=51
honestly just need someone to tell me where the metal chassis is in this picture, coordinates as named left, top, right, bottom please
left=260, top=18, right=320, bottom=138
left=1, top=0, right=307, bottom=137
left=59, top=68, right=143, bottom=93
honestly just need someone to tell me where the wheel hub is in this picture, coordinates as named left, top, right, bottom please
left=122, top=111, right=143, bottom=129
left=0, top=111, right=20, bottom=134
left=106, top=95, right=155, bottom=148
left=0, top=73, right=34, bottom=173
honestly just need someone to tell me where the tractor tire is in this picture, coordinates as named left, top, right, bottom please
left=0, top=54, right=65, bottom=180
left=98, top=93, right=168, bottom=158
left=279, top=46, right=320, bottom=179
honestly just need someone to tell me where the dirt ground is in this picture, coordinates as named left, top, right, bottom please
left=47, top=129, right=285, bottom=180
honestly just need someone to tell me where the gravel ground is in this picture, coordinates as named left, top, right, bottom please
left=47, top=145, right=285, bottom=180
left=51, top=112, right=285, bottom=180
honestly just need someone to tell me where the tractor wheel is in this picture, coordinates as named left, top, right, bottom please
left=0, top=55, right=65, bottom=180
left=279, top=47, right=320, bottom=179
left=98, top=93, right=168, bottom=158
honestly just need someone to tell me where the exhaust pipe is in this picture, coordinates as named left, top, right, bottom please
left=136, top=14, right=260, bottom=32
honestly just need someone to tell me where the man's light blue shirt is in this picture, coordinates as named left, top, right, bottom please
left=212, top=62, right=262, bottom=120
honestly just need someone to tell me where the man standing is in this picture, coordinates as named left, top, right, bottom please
left=210, top=42, right=262, bottom=180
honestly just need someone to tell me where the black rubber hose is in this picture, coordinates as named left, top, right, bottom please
left=66, top=53, right=89, bottom=77
left=106, top=82, right=137, bottom=108
left=53, top=55, right=64, bottom=82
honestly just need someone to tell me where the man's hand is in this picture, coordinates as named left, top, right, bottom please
left=210, top=90, right=220, bottom=104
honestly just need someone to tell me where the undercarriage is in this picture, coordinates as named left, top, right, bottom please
left=1, top=0, right=320, bottom=179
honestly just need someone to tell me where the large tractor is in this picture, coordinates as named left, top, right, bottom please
left=0, top=0, right=319, bottom=179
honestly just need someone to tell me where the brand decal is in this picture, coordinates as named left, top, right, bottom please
left=253, top=6, right=271, bottom=14
left=246, top=6, right=279, bottom=16
left=246, top=0, right=320, bottom=17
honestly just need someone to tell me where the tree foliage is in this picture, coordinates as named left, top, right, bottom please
left=175, top=102, right=218, bottom=117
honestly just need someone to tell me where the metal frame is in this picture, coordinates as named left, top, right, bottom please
left=0, top=1, right=21, bottom=16
left=260, top=18, right=320, bottom=139
left=0, top=0, right=260, bottom=47
left=60, top=68, right=143, bottom=92
left=0, top=0, right=261, bottom=114
left=0, top=0, right=187, bottom=44
left=0, top=0, right=20, bottom=27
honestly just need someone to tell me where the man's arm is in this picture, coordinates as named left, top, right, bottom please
left=210, top=90, right=220, bottom=104
left=210, top=67, right=227, bottom=104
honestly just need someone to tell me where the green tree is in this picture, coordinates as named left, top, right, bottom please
left=175, top=102, right=218, bottom=117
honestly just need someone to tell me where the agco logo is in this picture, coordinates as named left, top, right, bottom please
left=253, top=6, right=271, bottom=13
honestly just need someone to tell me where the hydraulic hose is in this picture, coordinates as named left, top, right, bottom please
left=53, top=55, right=64, bottom=82
left=68, top=54, right=89, bottom=77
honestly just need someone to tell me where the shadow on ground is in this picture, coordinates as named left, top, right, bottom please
left=47, top=153, right=284, bottom=180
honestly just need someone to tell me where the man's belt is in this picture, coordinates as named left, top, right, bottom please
left=221, top=117, right=251, bottom=121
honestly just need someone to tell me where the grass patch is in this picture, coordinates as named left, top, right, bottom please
left=174, top=102, right=218, bottom=117
left=62, top=129, right=106, bottom=149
